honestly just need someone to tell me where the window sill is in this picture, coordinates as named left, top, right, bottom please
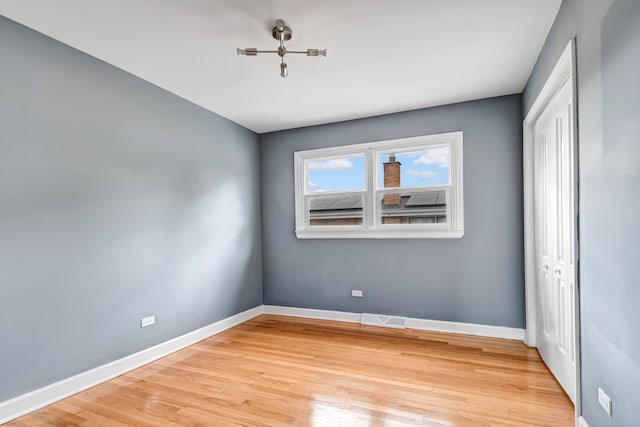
left=295, top=229, right=464, bottom=239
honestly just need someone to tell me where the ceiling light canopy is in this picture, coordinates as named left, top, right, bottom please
left=237, top=19, right=326, bottom=78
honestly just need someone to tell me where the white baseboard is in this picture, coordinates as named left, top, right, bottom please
left=577, top=416, right=589, bottom=427
left=263, top=305, right=361, bottom=323
left=406, top=317, right=525, bottom=340
left=0, top=305, right=263, bottom=425
left=263, top=305, right=525, bottom=340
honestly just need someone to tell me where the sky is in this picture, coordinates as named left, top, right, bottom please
left=307, top=148, right=450, bottom=193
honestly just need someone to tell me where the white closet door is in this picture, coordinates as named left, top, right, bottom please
left=533, top=80, right=576, bottom=402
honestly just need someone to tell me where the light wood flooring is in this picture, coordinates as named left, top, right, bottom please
left=6, top=315, right=574, bottom=426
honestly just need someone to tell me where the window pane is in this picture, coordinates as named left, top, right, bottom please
left=379, top=190, right=448, bottom=225
left=307, top=155, right=365, bottom=193
left=378, top=147, right=449, bottom=188
left=309, top=195, right=363, bottom=226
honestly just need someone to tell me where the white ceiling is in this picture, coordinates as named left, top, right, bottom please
left=0, top=0, right=561, bottom=133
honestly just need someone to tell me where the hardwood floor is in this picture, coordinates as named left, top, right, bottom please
left=6, top=315, right=574, bottom=426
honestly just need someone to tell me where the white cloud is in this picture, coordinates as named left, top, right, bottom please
left=405, top=170, right=439, bottom=180
left=413, top=148, right=449, bottom=167
left=308, top=181, right=326, bottom=193
left=308, top=158, right=353, bottom=171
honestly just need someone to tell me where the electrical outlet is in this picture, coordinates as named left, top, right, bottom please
left=351, top=289, right=363, bottom=297
left=598, top=387, right=612, bottom=417
left=140, top=315, right=156, bottom=328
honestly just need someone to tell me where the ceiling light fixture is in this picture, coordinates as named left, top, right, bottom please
left=237, top=19, right=326, bottom=78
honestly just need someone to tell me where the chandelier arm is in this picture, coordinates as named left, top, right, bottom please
left=237, top=48, right=280, bottom=56
left=286, top=49, right=327, bottom=56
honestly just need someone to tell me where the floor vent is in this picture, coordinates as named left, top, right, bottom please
left=361, top=313, right=407, bottom=329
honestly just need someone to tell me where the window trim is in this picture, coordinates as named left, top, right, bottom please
left=294, top=131, right=464, bottom=239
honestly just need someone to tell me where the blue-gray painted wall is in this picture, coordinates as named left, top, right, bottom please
left=524, top=0, right=640, bottom=425
left=9, top=2, right=638, bottom=424
left=0, top=17, right=263, bottom=401
left=260, top=95, right=525, bottom=328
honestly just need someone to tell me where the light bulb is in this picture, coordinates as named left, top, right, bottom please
left=280, top=62, right=288, bottom=78
left=237, top=48, right=257, bottom=56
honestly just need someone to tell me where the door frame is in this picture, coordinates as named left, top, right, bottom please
left=523, top=39, right=581, bottom=418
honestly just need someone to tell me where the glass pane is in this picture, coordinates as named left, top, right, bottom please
left=378, top=147, right=449, bottom=188
left=308, top=195, right=363, bottom=226
left=379, top=190, right=448, bottom=225
left=307, top=155, right=365, bottom=193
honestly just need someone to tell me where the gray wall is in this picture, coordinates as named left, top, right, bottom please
left=0, top=17, right=262, bottom=401
left=260, top=95, right=524, bottom=328
left=524, top=0, right=640, bottom=425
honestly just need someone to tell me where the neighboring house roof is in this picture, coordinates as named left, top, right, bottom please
left=309, top=191, right=446, bottom=220
left=309, top=196, right=363, bottom=211
left=309, top=195, right=363, bottom=220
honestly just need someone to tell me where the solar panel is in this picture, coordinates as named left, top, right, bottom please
left=405, top=190, right=445, bottom=206
left=310, top=196, right=363, bottom=210
left=309, top=198, right=334, bottom=210
left=330, top=197, right=362, bottom=209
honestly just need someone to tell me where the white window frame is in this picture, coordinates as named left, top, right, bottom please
left=294, top=131, right=464, bottom=239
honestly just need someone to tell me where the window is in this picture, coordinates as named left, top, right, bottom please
left=294, top=132, right=464, bottom=238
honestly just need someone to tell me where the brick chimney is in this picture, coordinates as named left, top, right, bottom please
left=383, top=154, right=401, bottom=206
